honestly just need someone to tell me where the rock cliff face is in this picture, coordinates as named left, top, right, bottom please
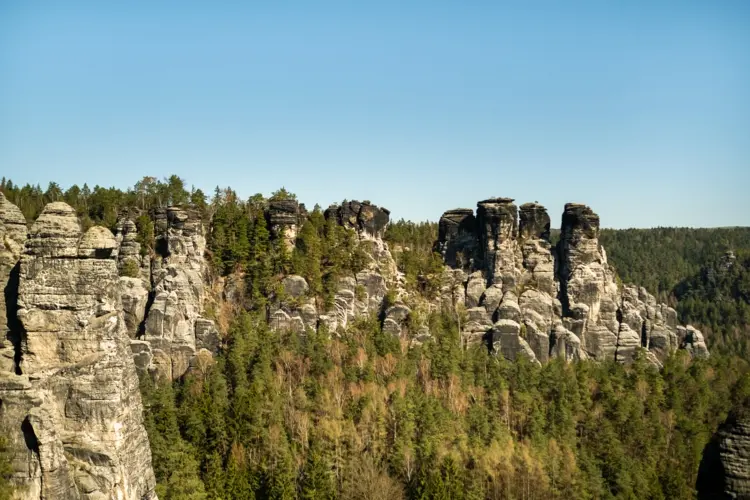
left=0, top=193, right=27, bottom=373
left=698, top=406, right=750, bottom=499
left=715, top=412, right=750, bottom=498
left=437, top=198, right=708, bottom=365
left=115, top=207, right=220, bottom=381
left=267, top=199, right=305, bottom=250
left=0, top=200, right=156, bottom=499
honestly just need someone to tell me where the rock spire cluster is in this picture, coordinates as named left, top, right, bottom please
left=437, top=198, right=708, bottom=365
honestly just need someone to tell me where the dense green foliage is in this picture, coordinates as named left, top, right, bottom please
left=207, top=189, right=368, bottom=311
left=600, top=228, right=750, bottom=354
left=599, top=227, right=750, bottom=299
left=0, top=430, right=13, bottom=499
left=385, top=220, right=443, bottom=293
left=142, top=309, right=750, bottom=499
left=0, top=175, right=205, bottom=230
left=673, top=251, right=750, bottom=356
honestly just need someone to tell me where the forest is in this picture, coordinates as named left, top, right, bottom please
left=1, top=176, right=749, bottom=499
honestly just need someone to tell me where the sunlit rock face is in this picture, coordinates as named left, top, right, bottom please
left=113, top=206, right=220, bottom=381
left=436, top=198, right=708, bottom=365
left=0, top=200, right=157, bottom=499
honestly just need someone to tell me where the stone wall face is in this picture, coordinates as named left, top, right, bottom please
left=0, top=200, right=157, bottom=499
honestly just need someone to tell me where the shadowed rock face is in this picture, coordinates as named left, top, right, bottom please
left=0, top=200, right=157, bottom=499
left=698, top=407, right=750, bottom=499
left=1, top=192, right=28, bottom=373
left=476, top=198, right=520, bottom=287
left=436, top=209, right=476, bottom=269
left=436, top=198, right=708, bottom=366
left=519, top=203, right=550, bottom=241
left=325, top=200, right=391, bottom=239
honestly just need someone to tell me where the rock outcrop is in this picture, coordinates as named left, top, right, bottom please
left=0, top=200, right=156, bottom=499
left=1, top=192, right=27, bottom=373
left=436, top=198, right=708, bottom=365
left=436, top=208, right=476, bottom=269
left=267, top=199, right=305, bottom=250
left=267, top=200, right=405, bottom=336
left=324, top=200, right=390, bottom=240
left=118, top=206, right=220, bottom=381
left=698, top=405, right=750, bottom=499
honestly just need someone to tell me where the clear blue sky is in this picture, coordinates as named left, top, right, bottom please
left=1, top=1, right=748, bottom=228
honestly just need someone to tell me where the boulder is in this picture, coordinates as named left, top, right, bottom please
left=480, top=284, right=504, bottom=317
left=383, top=303, right=411, bottom=336
left=282, top=274, right=309, bottom=299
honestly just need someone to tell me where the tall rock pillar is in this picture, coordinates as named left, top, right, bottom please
left=556, top=203, right=621, bottom=360
left=0, top=201, right=156, bottom=499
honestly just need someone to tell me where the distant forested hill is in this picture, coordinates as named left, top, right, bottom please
left=599, top=227, right=750, bottom=299
left=599, top=228, right=750, bottom=355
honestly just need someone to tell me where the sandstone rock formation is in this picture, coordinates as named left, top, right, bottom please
left=269, top=200, right=406, bottom=336
left=324, top=200, right=390, bottom=239
left=0, top=200, right=156, bottom=499
left=116, top=207, right=220, bottom=381
left=698, top=405, right=750, bottom=499
left=267, top=199, right=304, bottom=250
left=436, top=198, right=708, bottom=365
left=436, top=209, right=477, bottom=270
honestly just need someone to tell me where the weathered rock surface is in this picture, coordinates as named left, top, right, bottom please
left=268, top=200, right=408, bottom=337
left=476, top=198, right=521, bottom=288
left=436, top=198, right=708, bottom=365
left=698, top=406, right=750, bottom=499
left=436, top=208, right=477, bottom=269
left=0, top=200, right=156, bottom=499
left=1, top=192, right=27, bottom=373
left=131, top=206, right=219, bottom=380
left=267, top=199, right=304, bottom=250
left=325, top=200, right=390, bottom=239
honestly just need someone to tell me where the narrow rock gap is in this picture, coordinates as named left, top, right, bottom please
left=4, top=262, right=25, bottom=375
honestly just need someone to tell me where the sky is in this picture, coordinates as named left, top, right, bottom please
left=1, top=1, right=748, bottom=228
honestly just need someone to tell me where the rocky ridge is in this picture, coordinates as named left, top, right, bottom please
left=267, top=200, right=408, bottom=336
left=437, top=198, right=708, bottom=365
left=0, top=198, right=156, bottom=499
